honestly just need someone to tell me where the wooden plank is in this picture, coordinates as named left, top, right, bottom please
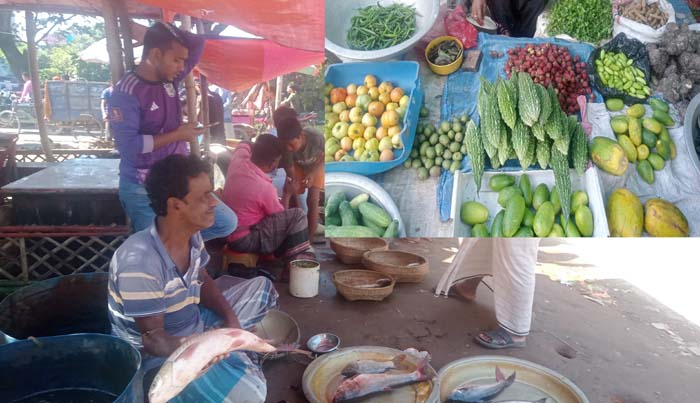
left=25, top=11, right=53, bottom=162
left=181, top=16, right=200, bottom=157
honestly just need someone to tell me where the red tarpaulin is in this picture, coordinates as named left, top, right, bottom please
left=196, top=38, right=323, bottom=92
left=137, top=0, right=324, bottom=52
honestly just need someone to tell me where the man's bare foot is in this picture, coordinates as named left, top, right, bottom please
left=451, top=276, right=483, bottom=301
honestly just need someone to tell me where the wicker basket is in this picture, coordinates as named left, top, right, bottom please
left=361, top=250, right=429, bottom=283
left=332, top=270, right=395, bottom=301
left=329, top=238, right=389, bottom=264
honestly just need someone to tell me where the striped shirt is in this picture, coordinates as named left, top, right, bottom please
left=107, top=223, right=210, bottom=352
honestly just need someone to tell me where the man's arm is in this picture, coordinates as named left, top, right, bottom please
left=134, top=315, right=185, bottom=357
left=306, top=186, right=321, bottom=238
left=199, top=269, right=241, bottom=329
left=175, top=28, right=207, bottom=83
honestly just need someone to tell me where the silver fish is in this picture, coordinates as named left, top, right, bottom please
left=340, top=353, right=408, bottom=377
left=447, top=366, right=516, bottom=402
left=332, top=355, right=432, bottom=402
left=148, top=328, right=280, bottom=403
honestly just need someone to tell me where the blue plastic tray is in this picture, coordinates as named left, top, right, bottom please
left=325, top=61, right=422, bottom=176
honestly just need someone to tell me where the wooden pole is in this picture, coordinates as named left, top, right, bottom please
left=275, top=75, right=283, bottom=110
left=196, top=20, right=210, bottom=153
left=117, top=0, right=135, bottom=71
left=24, top=11, right=53, bottom=162
left=102, top=0, right=124, bottom=83
left=180, top=16, right=200, bottom=157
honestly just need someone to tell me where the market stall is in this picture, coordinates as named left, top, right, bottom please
left=324, top=0, right=700, bottom=238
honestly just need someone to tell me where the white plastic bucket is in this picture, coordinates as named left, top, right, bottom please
left=289, top=260, right=320, bottom=298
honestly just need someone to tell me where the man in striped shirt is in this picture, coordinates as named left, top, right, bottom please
left=107, top=154, right=278, bottom=403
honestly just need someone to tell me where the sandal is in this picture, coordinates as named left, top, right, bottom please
left=475, top=327, right=526, bottom=349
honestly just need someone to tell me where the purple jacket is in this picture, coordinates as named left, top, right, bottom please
left=109, top=29, right=205, bottom=184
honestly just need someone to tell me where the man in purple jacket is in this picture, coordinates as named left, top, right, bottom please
left=109, top=22, right=237, bottom=239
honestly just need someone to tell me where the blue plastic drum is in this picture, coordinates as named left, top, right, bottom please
left=0, top=333, right=142, bottom=402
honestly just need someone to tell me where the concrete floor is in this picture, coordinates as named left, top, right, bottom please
left=258, top=238, right=700, bottom=403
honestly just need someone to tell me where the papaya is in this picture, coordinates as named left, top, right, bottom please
left=644, top=198, right=689, bottom=237
left=523, top=208, right=535, bottom=228
left=628, top=118, right=642, bottom=146
left=533, top=201, right=555, bottom=237
left=489, top=174, right=515, bottom=191
left=498, top=186, right=521, bottom=208
left=670, top=140, right=677, bottom=160
left=647, top=153, right=665, bottom=171
left=605, top=98, right=624, bottom=111
left=589, top=136, right=629, bottom=176
left=574, top=205, right=594, bottom=237
left=571, top=191, right=589, bottom=213
left=636, top=144, right=650, bottom=161
left=626, top=104, right=646, bottom=119
left=514, top=227, right=535, bottom=237
left=642, top=118, right=663, bottom=134
left=641, top=129, right=657, bottom=149
left=658, top=127, right=671, bottom=144
left=652, top=109, right=674, bottom=127
left=610, top=116, right=628, bottom=134
left=617, top=134, right=637, bottom=163
left=471, top=223, right=490, bottom=238
left=636, top=160, right=655, bottom=184
left=548, top=223, right=566, bottom=237
left=460, top=201, right=489, bottom=225
left=532, top=184, right=550, bottom=210
left=491, top=210, right=505, bottom=237
left=649, top=98, right=669, bottom=113
left=607, top=188, right=643, bottom=237
left=656, top=139, right=671, bottom=160
left=503, top=195, right=526, bottom=237
left=519, top=174, right=533, bottom=207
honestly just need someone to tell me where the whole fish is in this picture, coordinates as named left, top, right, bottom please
left=148, top=328, right=280, bottom=403
left=447, top=366, right=516, bottom=402
left=341, top=353, right=408, bottom=377
left=332, top=355, right=432, bottom=402
left=493, top=399, right=547, bottom=403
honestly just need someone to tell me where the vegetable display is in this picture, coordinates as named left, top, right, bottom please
left=346, top=3, right=416, bottom=51
left=595, top=50, right=650, bottom=99
left=547, top=0, right=613, bottom=44
left=505, top=44, right=591, bottom=113
left=459, top=174, right=595, bottom=237
left=324, top=74, right=409, bottom=163
left=618, top=0, right=668, bottom=29
left=466, top=72, right=589, bottom=220
left=325, top=191, right=399, bottom=238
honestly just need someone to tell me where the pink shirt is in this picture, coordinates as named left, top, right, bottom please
left=223, top=143, right=284, bottom=242
left=19, top=80, right=32, bottom=102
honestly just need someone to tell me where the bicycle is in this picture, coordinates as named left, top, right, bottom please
left=0, top=100, right=35, bottom=134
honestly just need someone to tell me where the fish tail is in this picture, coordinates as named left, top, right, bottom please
left=414, top=355, right=431, bottom=381
left=495, top=365, right=505, bottom=382
left=504, top=371, right=517, bottom=387
left=392, top=353, right=408, bottom=368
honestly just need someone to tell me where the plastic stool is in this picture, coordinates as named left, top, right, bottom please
left=222, top=245, right=259, bottom=271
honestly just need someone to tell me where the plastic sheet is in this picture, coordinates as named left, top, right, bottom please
left=586, top=33, right=652, bottom=104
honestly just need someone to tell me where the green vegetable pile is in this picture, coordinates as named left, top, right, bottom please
left=547, top=0, right=613, bottom=44
left=347, top=3, right=417, bottom=51
left=596, top=50, right=650, bottom=99
left=459, top=174, right=595, bottom=238
left=467, top=72, right=589, bottom=223
left=325, top=191, right=399, bottom=238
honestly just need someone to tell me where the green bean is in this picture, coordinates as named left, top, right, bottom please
left=346, top=3, right=417, bottom=51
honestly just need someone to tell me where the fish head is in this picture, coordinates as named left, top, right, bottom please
left=148, top=361, right=177, bottom=403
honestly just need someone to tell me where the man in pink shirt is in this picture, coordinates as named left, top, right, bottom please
left=222, top=134, right=314, bottom=278
left=18, top=72, right=32, bottom=103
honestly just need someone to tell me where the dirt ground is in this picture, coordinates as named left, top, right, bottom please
left=257, top=238, right=700, bottom=403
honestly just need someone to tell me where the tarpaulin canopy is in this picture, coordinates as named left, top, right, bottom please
left=196, top=37, right=323, bottom=92
left=0, top=0, right=160, bottom=17
left=138, top=0, right=324, bottom=52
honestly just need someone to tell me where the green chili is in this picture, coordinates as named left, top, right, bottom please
left=346, top=3, right=417, bottom=51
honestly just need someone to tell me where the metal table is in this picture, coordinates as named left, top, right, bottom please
left=1, top=158, right=125, bottom=225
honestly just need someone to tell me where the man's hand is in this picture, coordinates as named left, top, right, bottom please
left=175, top=122, right=206, bottom=142
left=471, top=0, right=487, bottom=25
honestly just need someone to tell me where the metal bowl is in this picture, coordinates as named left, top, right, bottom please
left=325, top=172, right=406, bottom=237
left=251, top=310, right=301, bottom=360
left=325, top=0, right=440, bottom=63
left=684, top=93, right=700, bottom=178
left=307, top=333, right=341, bottom=354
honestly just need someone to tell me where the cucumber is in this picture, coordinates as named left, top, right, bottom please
left=325, top=215, right=341, bottom=227
left=339, top=201, right=358, bottom=226
left=358, top=202, right=392, bottom=228
left=491, top=210, right=505, bottom=237
left=498, top=186, right=522, bottom=208
left=503, top=195, right=526, bottom=237
left=488, top=174, right=516, bottom=191
left=349, top=193, right=370, bottom=209
left=383, top=220, right=399, bottom=238
left=325, top=192, right=346, bottom=216
left=533, top=201, right=555, bottom=237
left=325, top=225, right=381, bottom=238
